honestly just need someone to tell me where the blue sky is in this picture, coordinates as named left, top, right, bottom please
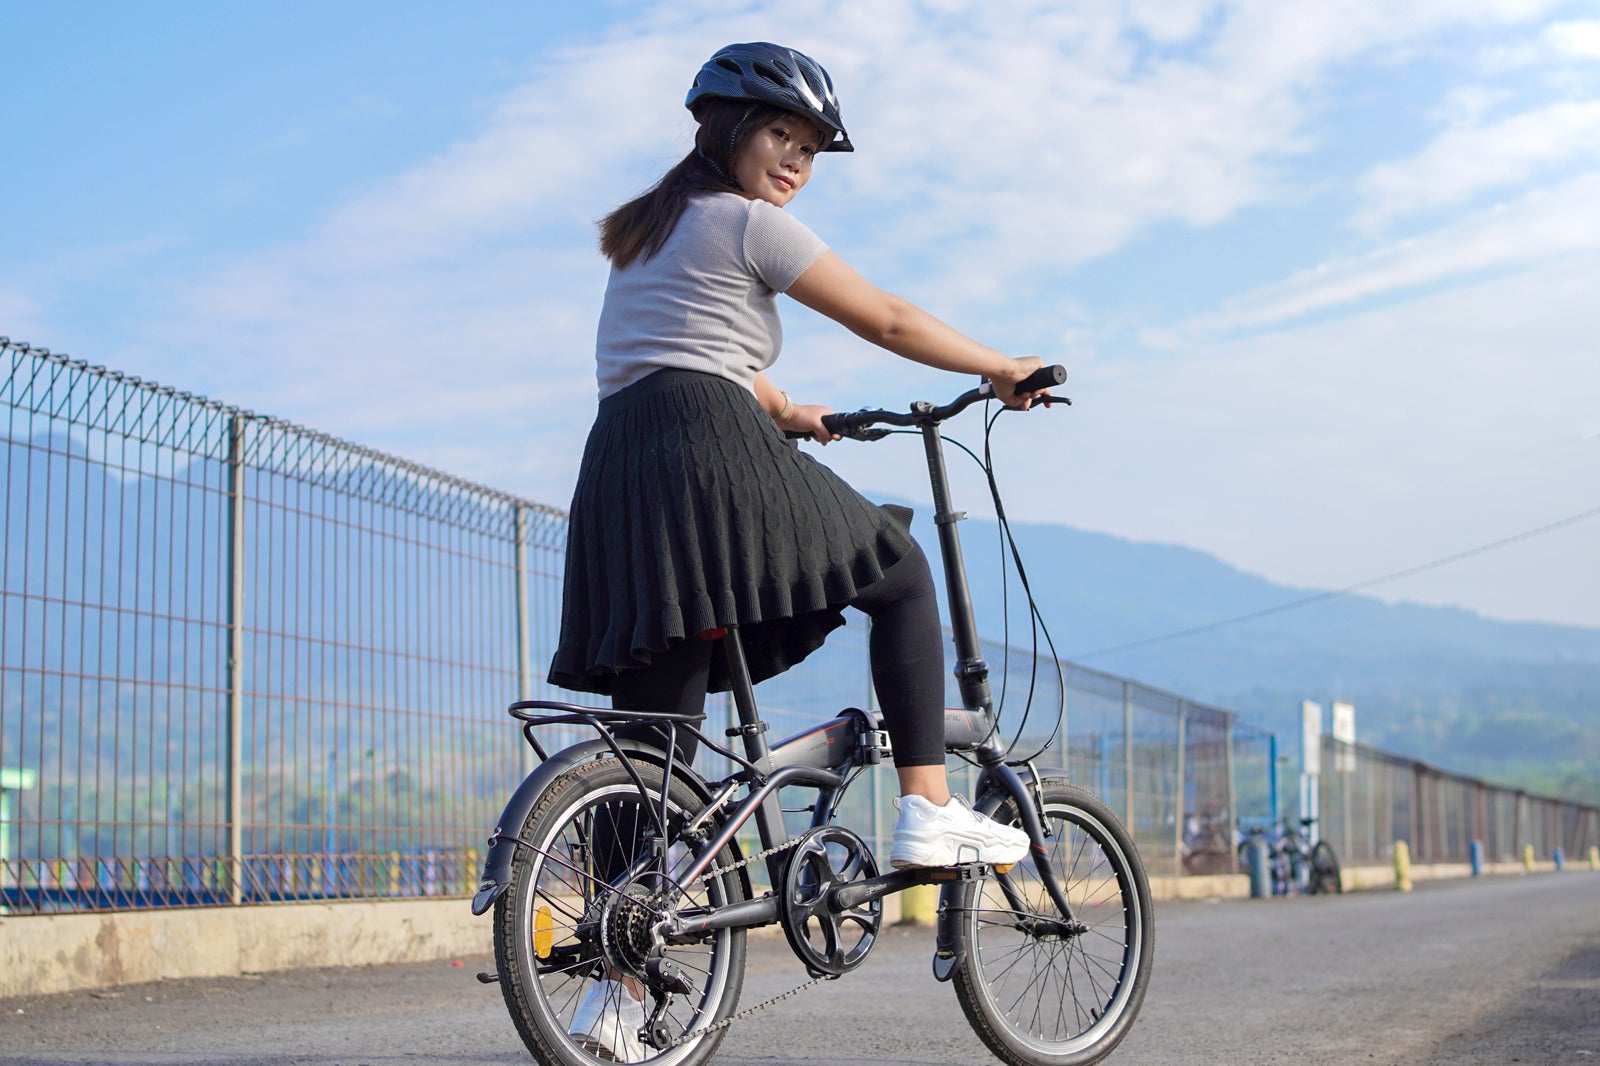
left=6, top=0, right=1600, bottom=631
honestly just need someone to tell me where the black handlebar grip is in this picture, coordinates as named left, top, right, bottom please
left=820, top=413, right=846, bottom=436
left=1015, top=364, right=1067, bottom=393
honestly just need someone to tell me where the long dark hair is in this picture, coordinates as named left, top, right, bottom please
left=598, top=100, right=800, bottom=269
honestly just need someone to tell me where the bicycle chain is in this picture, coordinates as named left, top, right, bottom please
left=656, top=833, right=839, bottom=1052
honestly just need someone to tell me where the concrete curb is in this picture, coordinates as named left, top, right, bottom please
left=0, top=899, right=492, bottom=999
left=3, top=864, right=1588, bottom=998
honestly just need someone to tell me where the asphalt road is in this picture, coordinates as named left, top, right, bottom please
left=2, top=872, right=1596, bottom=1065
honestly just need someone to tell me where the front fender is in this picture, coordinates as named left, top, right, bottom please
left=972, top=764, right=1070, bottom=819
left=469, top=739, right=719, bottom=916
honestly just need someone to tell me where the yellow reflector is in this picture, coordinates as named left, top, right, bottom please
left=534, top=906, right=554, bottom=958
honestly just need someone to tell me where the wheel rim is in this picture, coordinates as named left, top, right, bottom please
left=965, top=800, right=1146, bottom=1057
left=514, top=779, right=737, bottom=1063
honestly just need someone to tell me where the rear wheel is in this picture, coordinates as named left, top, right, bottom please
left=951, top=781, right=1154, bottom=1066
left=493, top=757, right=747, bottom=1066
left=1309, top=840, right=1343, bottom=895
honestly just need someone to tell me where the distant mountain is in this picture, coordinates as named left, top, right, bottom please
left=893, top=504, right=1600, bottom=804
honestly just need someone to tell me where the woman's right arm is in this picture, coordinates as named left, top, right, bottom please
left=785, top=251, right=1045, bottom=407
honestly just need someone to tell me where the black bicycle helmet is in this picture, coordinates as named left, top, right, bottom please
left=686, top=42, right=853, bottom=153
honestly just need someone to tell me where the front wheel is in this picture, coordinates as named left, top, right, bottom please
left=492, top=756, right=747, bottom=1066
left=951, top=780, right=1154, bottom=1066
left=1309, top=840, right=1343, bottom=895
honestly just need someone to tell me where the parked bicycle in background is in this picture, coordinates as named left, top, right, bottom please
left=1238, top=817, right=1342, bottom=896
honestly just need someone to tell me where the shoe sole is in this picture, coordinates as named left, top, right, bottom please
left=889, top=859, right=1019, bottom=872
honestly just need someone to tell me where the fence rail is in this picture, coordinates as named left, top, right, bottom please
left=1, top=337, right=1594, bottom=916
left=1317, top=735, right=1600, bottom=867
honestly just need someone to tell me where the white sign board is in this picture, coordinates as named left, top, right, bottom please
left=1332, top=700, right=1356, bottom=773
left=1301, top=700, right=1322, bottom=777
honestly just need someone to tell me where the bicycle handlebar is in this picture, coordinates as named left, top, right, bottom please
left=799, top=364, right=1069, bottom=442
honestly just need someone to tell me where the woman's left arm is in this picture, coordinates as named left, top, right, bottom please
left=785, top=251, right=1044, bottom=407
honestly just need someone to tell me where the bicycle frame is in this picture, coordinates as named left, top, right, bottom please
left=472, top=379, right=1079, bottom=937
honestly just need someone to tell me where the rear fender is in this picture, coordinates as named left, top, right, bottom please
left=469, top=739, right=725, bottom=916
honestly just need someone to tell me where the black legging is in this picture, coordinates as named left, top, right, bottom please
left=589, top=541, right=945, bottom=890
left=611, top=537, right=947, bottom=767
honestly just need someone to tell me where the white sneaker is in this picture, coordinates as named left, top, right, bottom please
left=889, top=794, right=1031, bottom=869
left=569, top=978, right=647, bottom=1062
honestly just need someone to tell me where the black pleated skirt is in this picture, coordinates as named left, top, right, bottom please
left=548, top=368, right=914, bottom=695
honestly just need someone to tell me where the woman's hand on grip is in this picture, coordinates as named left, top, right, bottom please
left=784, top=402, right=839, bottom=445
left=992, top=356, right=1048, bottom=409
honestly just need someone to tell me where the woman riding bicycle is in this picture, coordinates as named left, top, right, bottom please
left=549, top=43, right=1047, bottom=1059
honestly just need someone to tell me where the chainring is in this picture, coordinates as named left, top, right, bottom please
left=779, top=825, right=883, bottom=978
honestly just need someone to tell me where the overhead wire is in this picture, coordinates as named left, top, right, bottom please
left=1072, top=500, right=1600, bottom=662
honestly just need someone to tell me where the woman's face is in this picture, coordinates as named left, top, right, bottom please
left=732, top=115, right=823, bottom=207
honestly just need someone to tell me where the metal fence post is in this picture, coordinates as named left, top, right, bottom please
left=1123, top=681, right=1134, bottom=833
left=225, top=413, right=247, bottom=906
left=1174, top=701, right=1187, bottom=879
left=514, top=505, right=535, bottom=779
left=1224, top=714, right=1237, bottom=863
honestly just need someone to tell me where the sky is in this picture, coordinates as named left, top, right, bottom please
left=5, top=0, right=1599, bottom=634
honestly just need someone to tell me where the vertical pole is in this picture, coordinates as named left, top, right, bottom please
left=1173, top=701, right=1187, bottom=880
left=1267, top=735, right=1279, bottom=832
left=225, top=414, right=247, bottom=906
left=513, top=506, right=535, bottom=779
left=1099, top=734, right=1111, bottom=809
left=1224, top=715, right=1237, bottom=862
left=1342, top=757, right=1352, bottom=858
left=1123, top=681, right=1134, bottom=831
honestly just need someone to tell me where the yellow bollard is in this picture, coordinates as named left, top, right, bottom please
left=1590, top=845, right=1599, bottom=871
left=1523, top=844, right=1535, bottom=873
left=1393, top=840, right=1413, bottom=892
left=900, top=884, right=939, bottom=925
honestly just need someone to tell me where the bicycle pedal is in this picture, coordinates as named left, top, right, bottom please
left=928, top=862, right=991, bottom=883
left=991, top=863, right=1015, bottom=873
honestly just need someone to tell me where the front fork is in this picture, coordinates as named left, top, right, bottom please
left=929, top=759, right=1079, bottom=982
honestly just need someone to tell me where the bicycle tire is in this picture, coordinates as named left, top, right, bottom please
left=1309, top=840, right=1343, bottom=895
left=493, top=757, right=747, bottom=1066
left=951, top=780, right=1154, bottom=1066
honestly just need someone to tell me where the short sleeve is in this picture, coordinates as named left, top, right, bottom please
left=742, top=200, right=829, bottom=293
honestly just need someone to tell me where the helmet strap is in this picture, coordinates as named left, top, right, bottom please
left=700, top=103, right=760, bottom=191
left=697, top=145, right=742, bottom=190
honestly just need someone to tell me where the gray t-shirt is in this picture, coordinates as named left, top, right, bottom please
left=594, top=192, right=829, bottom=399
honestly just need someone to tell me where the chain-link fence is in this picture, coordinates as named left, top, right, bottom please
left=1316, top=736, right=1600, bottom=867
left=3, top=337, right=1589, bottom=916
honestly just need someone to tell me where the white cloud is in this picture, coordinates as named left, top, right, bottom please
left=1153, top=169, right=1600, bottom=343
left=1544, top=18, right=1600, bottom=58
left=1356, top=100, right=1600, bottom=229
